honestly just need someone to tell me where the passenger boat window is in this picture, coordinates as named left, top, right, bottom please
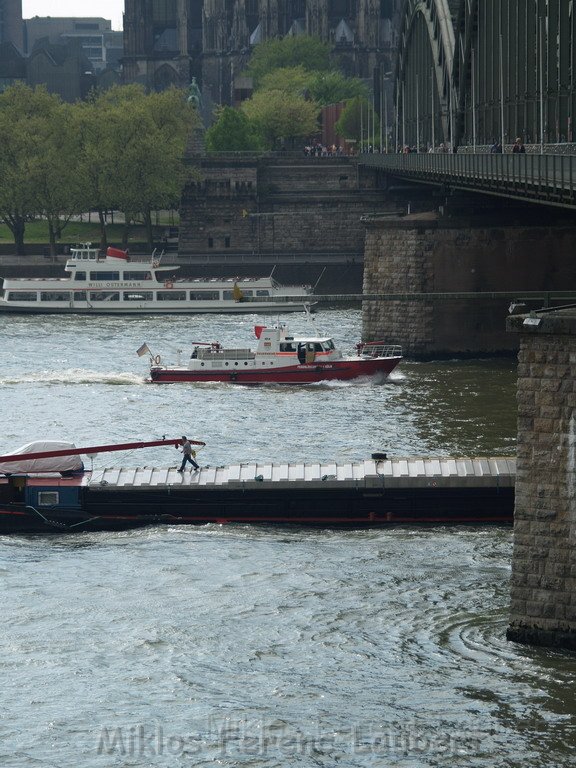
left=8, top=292, right=37, bottom=301
left=124, top=271, right=152, bottom=280
left=75, top=292, right=87, bottom=301
left=256, top=290, right=270, bottom=297
left=314, top=343, right=323, bottom=352
left=89, top=292, right=120, bottom=301
left=123, top=292, right=154, bottom=301
left=223, top=289, right=253, bottom=299
left=280, top=343, right=296, bottom=352
left=157, top=291, right=186, bottom=301
left=40, top=292, right=72, bottom=301
left=190, top=291, right=220, bottom=300
left=90, top=271, right=120, bottom=281
left=322, top=341, right=335, bottom=350
left=75, top=272, right=86, bottom=281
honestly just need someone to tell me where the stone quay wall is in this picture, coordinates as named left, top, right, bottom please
left=507, top=310, right=576, bottom=649
left=362, top=215, right=576, bottom=357
left=179, top=155, right=392, bottom=259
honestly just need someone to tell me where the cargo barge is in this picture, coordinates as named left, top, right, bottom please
left=0, top=440, right=515, bottom=533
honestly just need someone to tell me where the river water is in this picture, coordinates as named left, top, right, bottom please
left=1, top=309, right=575, bottom=767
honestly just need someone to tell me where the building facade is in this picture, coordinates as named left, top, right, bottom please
left=0, top=0, right=23, bottom=51
left=24, top=17, right=123, bottom=73
left=123, top=0, right=402, bottom=105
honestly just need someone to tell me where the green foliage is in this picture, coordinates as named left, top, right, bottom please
left=306, top=71, right=367, bottom=106
left=205, top=106, right=262, bottom=151
left=92, top=86, right=198, bottom=248
left=0, top=84, right=78, bottom=254
left=241, top=90, right=319, bottom=149
left=334, top=96, right=378, bottom=144
left=258, top=66, right=312, bottom=98
left=0, top=83, right=198, bottom=252
left=247, top=36, right=331, bottom=86
left=27, top=98, right=86, bottom=251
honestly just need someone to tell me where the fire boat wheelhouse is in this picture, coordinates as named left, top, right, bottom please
left=0, top=244, right=314, bottom=314
left=146, top=323, right=403, bottom=384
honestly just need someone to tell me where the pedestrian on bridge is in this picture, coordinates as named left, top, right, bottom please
left=513, top=137, right=526, bottom=154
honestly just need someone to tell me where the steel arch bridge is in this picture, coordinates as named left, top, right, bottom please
left=395, top=0, right=576, bottom=150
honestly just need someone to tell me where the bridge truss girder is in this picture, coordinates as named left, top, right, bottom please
left=396, top=0, right=576, bottom=150
left=395, top=0, right=456, bottom=149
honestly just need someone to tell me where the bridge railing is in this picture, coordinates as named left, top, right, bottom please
left=360, top=153, right=576, bottom=207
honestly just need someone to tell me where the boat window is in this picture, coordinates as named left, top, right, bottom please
left=8, top=292, right=37, bottom=301
left=314, top=343, right=323, bottom=352
left=40, top=292, right=72, bottom=301
left=75, top=271, right=86, bottom=281
left=123, top=292, right=154, bottom=301
left=124, top=270, right=152, bottom=280
left=189, top=291, right=220, bottom=301
left=89, top=292, right=120, bottom=301
left=280, top=343, right=296, bottom=352
left=38, top=491, right=59, bottom=506
left=157, top=291, right=186, bottom=301
left=90, top=271, right=120, bottom=281
left=223, top=290, right=253, bottom=300
left=256, top=290, right=270, bottom=297
left=322, top=340, right=335, bottom=351
left=75, top=292, right=87, bottom=301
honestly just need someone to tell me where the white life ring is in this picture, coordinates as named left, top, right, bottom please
left=164, top=280, right=173, bottom=289
left=153, top=354, right=162, bottom=365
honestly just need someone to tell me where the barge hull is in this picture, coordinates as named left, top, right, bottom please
left=0, top=456, right=516, bottom=533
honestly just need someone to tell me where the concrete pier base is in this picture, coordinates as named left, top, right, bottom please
left=507, top=309, right=576, bottom=649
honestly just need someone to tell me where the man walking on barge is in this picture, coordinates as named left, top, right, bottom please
left=177, top=436, right=199, bottom=472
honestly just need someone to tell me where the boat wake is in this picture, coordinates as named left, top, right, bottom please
left=0, top=369, right=145, bottom=386
left=305, top=371, right=406, bottom=388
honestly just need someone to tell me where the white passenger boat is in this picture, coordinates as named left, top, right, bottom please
left=0, top=244, right=314, bottom=314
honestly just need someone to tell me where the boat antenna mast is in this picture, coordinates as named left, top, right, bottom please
left=303, top=303, right=320, bottom=334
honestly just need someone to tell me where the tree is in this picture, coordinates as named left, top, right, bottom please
left=334, top=96, right=378, bottom=147
left=257, top=67, right=367, bottom=106
left=75, top=87, right=141, bottom=250
left=246, top=36, right=331, bottom=87
left=258, top=66, right=312, bottom=98
left=97, top=86, right=198, bottom=250
left=205, top=106, right=262, bottom=151
left=241, top=90, right=319, bottom=149
left=0, top=84, right=68, bottom=254
left=26, top=100, right=86, bottom=255
left=306, top=71, right=367, bottom=106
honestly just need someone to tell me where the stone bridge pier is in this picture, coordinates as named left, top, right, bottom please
left=507, top=309, right=576, bottom=649
left=362, top=209, right=576, bottom=358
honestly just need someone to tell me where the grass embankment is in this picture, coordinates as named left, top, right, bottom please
left=0, top=215, right=178, bottom=245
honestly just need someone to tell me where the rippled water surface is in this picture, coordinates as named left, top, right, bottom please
left=1, top=310, right=575, bottom=767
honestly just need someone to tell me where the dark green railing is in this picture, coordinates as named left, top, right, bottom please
left=360, top=153, right=576, bottom=208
